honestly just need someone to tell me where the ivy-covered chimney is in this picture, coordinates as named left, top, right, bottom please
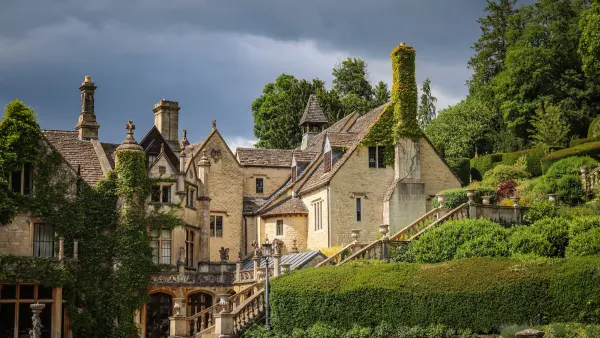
left=390, top=42, right=420, bottom=140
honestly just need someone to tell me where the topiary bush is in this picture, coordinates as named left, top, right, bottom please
left=566, top=228, right=600, bottom=258
left=470, top=153, right=503, bottom=181
left=555, top=175, right=585, bottom=206
left=570, top=135, right=600, bottom=147
left=541, top=142, right=600, bottom=173
left=501, top=148, right=546, bottom=177
left=543, top=156, right=598, bottom=183
left=446, top=157, right=470, bottom=185
left=482, top=164, right=530, bottom=187
left=510, top=218, right=570, bottom=258
left=588, top=114, right=600, bottom=138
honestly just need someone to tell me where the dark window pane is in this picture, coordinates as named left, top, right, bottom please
left=161, top=240, right=171, bottom=264
left=23, top=163, right=33, bottom=195
left=18, top=303, right=33, bottom=337
left=216, top=216, right=223, bottom=237
left=256, top=178, right=263, bottom=194
left=378, top=146, right=386, bottom=168
left=0, top=303, right=15, bottom=337
left=33, top=224, right=54, bottom=258
left=151, top=186, right=161, bottom=202
left=19, top=285, right=34, bottom=299
left=0, top=285, right=16, bottom=299
left=38, top=286, right=53, bottom=300
left=356, top=198, right=362, bottom=222
left=368, top=147, right=376, bottom=168
left=11, top=170, right=21, bottom=193
left=276, top=220, right=283, bottom=236
left=162, top=186, right=171, bottom=203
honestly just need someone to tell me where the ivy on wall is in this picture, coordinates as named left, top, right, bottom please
left=360, top=43, right=421, bottom=164
left=0, top=100, right=183, bottom=337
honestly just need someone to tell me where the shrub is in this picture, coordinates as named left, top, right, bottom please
left=500, top=324, right=529, bottom=338
left=544, top=156, right=598, bottom=182
left=271, top=256, right=600, bottom=335
left=404, top=218, right=510, bottom=263
left=560, top=200, right=600, bottom=218
left=446, top=157, right=470, bottom=185
left=523, top=200, right=559, bottom=224
left=470, top=153, right=503, bottom=181
left=433, top=187, right=496, bottom=208
left=305, top=322, right=341, bottom=338
left=510, top=218, right=570, bottom=258
left=588, top=114, right=600, bottom=137
left=497, top=180, right=518, bottom=200
left=541, top=142, right=600, bottom=173
left=566, top=228, right=600, bottom=258
left=570, top=135, right=600, bottom=147
left=501, top=148, right=546, bottom=177
left=569, top=216, right=600, bottom=237
left=345, top=324, right=373, bottom=338
left=555, top=175, right=585, bottom=206
left=482, top=164, right=530, bottom=186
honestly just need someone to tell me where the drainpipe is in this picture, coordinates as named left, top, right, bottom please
left=327, top=184, right=332, bottom=247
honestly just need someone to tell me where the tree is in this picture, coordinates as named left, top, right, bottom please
left=373, top=81, right=390, bottom=106
left=468, top=0, right=516, bottom=92
left=332, top=57, right=373, bottom=101
left=252, top=74, right=327, bottom=149
left=528, top=102, right=570, bottom=150
left=579, top=0, right=600, bottom=79
left=417, top=78, right=437, bottom=128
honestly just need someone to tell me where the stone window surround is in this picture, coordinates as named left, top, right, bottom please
left=8, top=163, right=34, bottom=195
left=311, top=198, right=324, bottom=231
left=368, top=146, right=386, bottom=169
left=151, top=183, right=173, bottom=204
left=150, top=227, right=172, bottom=265
left=185, top=229, right=195, bottom=267
left=276, top=219, right=284, bottom=236
left=209, top=214, right=224, bottom=238
left=185, top=184, right=197, bottom=209
left=33, top=222, right=55, bottom=258
left=255, top=177, right=264, bottom=194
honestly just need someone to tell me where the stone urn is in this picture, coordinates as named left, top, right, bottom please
left=548, top=193, right=557, bottom=203
left=436, top=194, right=446, bottom=208
left=581, top=166, right=589, bottom=175
left=351, top=229, right=361, bottom=242
left=379, top=224, right=390, bottom=238
left=510, top=196, right=520, bottom=207
left=280, top=263, right=291, bottom=275
left=216, top=294, right=230, bottom=313
left=482, top=196, right=491, bottom=205
left=466, top=189, right=475, bottom=204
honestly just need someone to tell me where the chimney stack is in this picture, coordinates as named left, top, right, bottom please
left=153, top=99, right=181, bottom=144
left=75, top=76, right=100, bottom=140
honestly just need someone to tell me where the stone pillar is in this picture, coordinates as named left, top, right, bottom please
left=466, top=189, right=476, bottom=219
left=168, top=298, right=188, bottom=338
left=198, top=150, right=211, bottom=262
left=252, top=255, right=260, bottom=281
left=235, top=261, right=242, bottom=282
left=58, top=237, right=64, bottom=261
left=515, top=328, right=544, bottom=338
left=73, top=240, right=79, bottom=261
left=52, top=288, right=62, bottom=338
left=581, top=166, right=589, bottom=191
left=351, top=229, right=362, bottom=254
left=213, top=312, right=234, bottom=338
left=273, top=252, right=281, bottom=277
left=379, top=224, right=390, bottom=260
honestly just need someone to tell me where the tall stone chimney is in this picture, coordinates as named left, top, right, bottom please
left=75, top=76, right=100, bottom=140
left=153, top=99, right=180, bottom=143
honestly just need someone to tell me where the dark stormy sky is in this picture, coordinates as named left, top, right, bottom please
left=0, top=1, right=489, bottom=150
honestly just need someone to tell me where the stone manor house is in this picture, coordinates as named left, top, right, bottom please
left=0, top=50, right=461, bottom=337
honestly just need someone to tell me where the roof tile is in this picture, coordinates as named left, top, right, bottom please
left=299, top=94, right=328, bottom=126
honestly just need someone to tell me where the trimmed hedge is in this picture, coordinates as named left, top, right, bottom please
left=446, top=157, right=470, bottom=185
left=501, top=148, right=545, bottom=177
left=270, top=256, right=600, bottom=334
left=588, top=114, right=600, bottom=138
left=541, top=141, right=600, bottom=173
left=470, top=153, right=502, bottom=181
left=570, top=135, right=600, bottom=148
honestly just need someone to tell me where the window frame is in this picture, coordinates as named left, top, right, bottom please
left=151, top=184, right=172, bottom=204
left=150, top=227, right=172, bottom=265
left=356, top=198, right=362, bottom=222
left=185, top=229, right=195, bottom=267
left=313, top=200, right=323, bottom=231
left=9, top=163, right=34, bottom=195
left=210, top=215, right=224, bottom=238
left=33, top=223, right=55, bottom=258
left=368, top=146, right=386, bottom=169
left=255, top=178, right=264, bottom=194
left=186, top=186, right=196, bottom=208
left=276, top=219, right=284, bottom=236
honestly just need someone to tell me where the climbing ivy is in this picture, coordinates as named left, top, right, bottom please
left=0, top=100, right=184, bottom=338
left=360, top=105, right=396, bottom=166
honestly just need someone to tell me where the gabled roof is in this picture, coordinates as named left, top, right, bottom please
left=299, top=94, right=328, bottom=126
left=236, top=148, right=295, bottom=167
left=139, top=126, right=179, bottom=169
left=42, top=130, right=106, bottom=185
left=260, top=196, right=308, bottom=218
left=292, top=150, right=318, bottom=163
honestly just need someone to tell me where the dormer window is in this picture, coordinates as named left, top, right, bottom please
left=9, top=163, right=33, bottom=195
left=323, top=137, right=332, bottom=173
left=291, top=156, right=297, bottom=183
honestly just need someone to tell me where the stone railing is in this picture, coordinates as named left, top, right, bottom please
left=231, top=289, right=266, bottom=335
left=315, top=240, right=361, bottom=267
left=390, top=207, right=445, bottom=241
left=581, top=165, right=600, bottom=192
left=411, top=202, right=469, bottom=240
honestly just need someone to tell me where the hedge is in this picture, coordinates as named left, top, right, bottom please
left=541, top=141, right=600, bottom=173
left=270, top=256, right=600, bottom=334
left=470, top=153, right=502, bottom=181
left=445, top=157, right=470, bottom=185
left=500, top=148, right=546, bottom=177
left=588, top=114, right=600, bottom=138
left=570, top=135, right=600, bottom=148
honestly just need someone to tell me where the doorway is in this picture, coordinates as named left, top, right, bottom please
left=145, top=292, right=172, bottom=338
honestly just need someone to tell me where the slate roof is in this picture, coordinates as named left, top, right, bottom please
left=42, top=130, right=106, bottom=185
left=299, top=94, right=328, bottom=126
left=241, top=250, right=326, bottom=270
left=260, top=196, right=308, bottom=218
left=243, top=197, right=267, bottom=215
left=236, top=148, right=295, bottom=167
left=298, top=103, right=390, bottom=194
left=292, top=150, right=318, bottom=163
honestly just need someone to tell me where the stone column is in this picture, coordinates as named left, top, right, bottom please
left=58, top=237, right=64, bottom=261
left=252, top=255, right=260, bottom=281
left=73, top=240, right=79, bottom=261
left=379, top=225, right=390, bottom=261
left=581, top=166, right=589, bottom=191
left=52, top=288, right=63, bottom=338
left=273, top=248, right=281, bottom=277
left=351, top=229, right=362, bottom=254
left=198, top=150, right=211, bottom=262
left=466, top=189, right=476, bottom=219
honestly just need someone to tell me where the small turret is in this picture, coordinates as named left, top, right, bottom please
left=299, top=94, right=328, bottom=150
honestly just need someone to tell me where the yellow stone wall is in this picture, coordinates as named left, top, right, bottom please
left=330, top=146, right=395, bottom=246
left=0, top=214, right=33, bottom=256
left=301, top=188, right=329, bottom=250
left=243, top=167, right=290, bottom=197
left=419, top=138, right=462, bottom=199
left=262, top=215, right=308, bottom=253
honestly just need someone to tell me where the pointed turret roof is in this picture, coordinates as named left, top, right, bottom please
left=299, top=94, right=328, bottom=126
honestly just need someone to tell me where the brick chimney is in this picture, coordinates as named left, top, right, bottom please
left=153, top=99, right=180, bottom=143
left=75, top=76, right=100, bottom=140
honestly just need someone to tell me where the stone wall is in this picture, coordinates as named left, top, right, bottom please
left=0, top=214, right=33, bottom=256
left=419, top=138, right=462, bottom=198
left=386, top=182, right=426, bottom=235
left=330, top=146, right=395, bottom=246
left=243, top=167, right=290, bottom=198
left=262, top=215, right=308, bottom=253
left=302, top=188, right=329, bottom=250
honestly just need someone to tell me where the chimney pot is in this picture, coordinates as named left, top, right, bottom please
left=84, top=76, right=91, bottom=83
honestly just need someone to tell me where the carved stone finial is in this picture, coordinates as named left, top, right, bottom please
left=290, top=239, right=299, bottom=253
left=198, top=149, right=210, bottom=167
left=212, top=120, right=217, bottom=130
left=400, top=41, right=406, bottom=46
left=116, top=120, right=143, bottom=151
left=125, top=120, right=135, bottom=135
left=160, top=142, right=165, bottom=153
left=219, top=247, right=230, bottom=262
